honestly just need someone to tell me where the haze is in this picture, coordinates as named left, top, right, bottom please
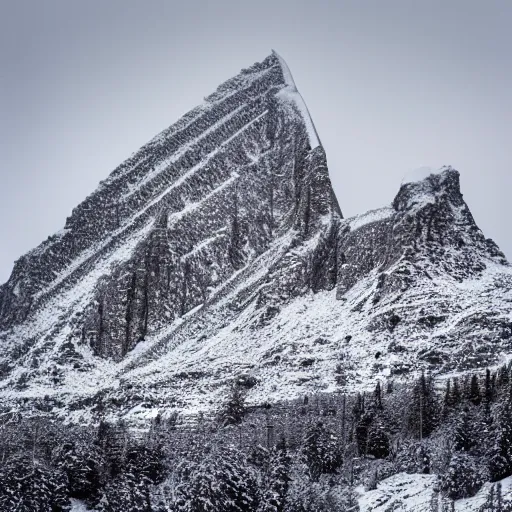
left=1, top=0, right=511, bottom=284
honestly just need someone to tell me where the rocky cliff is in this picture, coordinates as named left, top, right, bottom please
left=0, top=53, right=510, bottom=423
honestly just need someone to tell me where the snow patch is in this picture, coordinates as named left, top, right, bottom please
left=69, top=499, right=93, bottom=512
left=402, top=166, right=445, bottom=185
left=348, top=207, right=394, bottom=231
left=357, top=473, right=512, bottom=512
left=273, top=50, right=321, bottom=149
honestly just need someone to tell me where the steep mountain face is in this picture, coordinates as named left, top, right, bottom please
left=0, top=53, right=511, bottom=422
left=0, top=51, right=340, bottom=362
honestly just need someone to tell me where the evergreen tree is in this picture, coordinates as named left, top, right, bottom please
left=258, top=440, right=291, bottom=512
left=302, top=422, right=342, bottom=481
left=484, top=369, right=494, bottom=424
left=479, top=484, right=495, bottom=512
left=452, top=408, right=474, bottom=452
left=443, top=379, right=453, bottom=415
left=337, top=484, right=361, bottom=512
left=497, top=483, right=503, bottom=512
left=469, top=374, right=481, bottom=406
left=416, top=445, right=431, bottom=474
left=219, top=383, right=248, bottom=426
left=489, top=389, right=512, bottom=481
left=452, top=377, right=462, bottom=407
left=97, top=472, right=152, bottom=512
left=374, top=381, right=383, bottom=410
left=355, top=413, right=372, bottom=457
left=441, top=453, right=483, bottom=499
left=95, top=419, right=130, bottom=477
left=366, top=419, right=390, bottom=459
left=485, top=368, right=494, bottom=405
left=54, top=441, right=107, bottom=500
left=497, top=364, right=510, bottom=389
left=125, top=444, right=165, bottom=485
left=352, top=393, right=364, bottom=423
left=173, top=444, right=258, bottom=512
left=0, top=456, right=70, bottom=511
left=408, top=372, right=439, bottom=439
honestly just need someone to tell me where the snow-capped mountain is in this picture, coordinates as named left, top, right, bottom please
left=0, top=52, right=510, bottom=422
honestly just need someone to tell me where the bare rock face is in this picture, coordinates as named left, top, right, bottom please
left=0, top=54, right=510, bottom=423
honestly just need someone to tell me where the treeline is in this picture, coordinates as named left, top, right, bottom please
left=1, top=364, right=512, bottom=511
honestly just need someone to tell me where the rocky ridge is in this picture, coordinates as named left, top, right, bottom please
left=0, top=52, right=510, bottom=423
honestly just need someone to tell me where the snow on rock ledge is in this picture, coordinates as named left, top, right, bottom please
left=401, top=165, right=448, bottom=185
left=273, top=50, right=321, bottom=149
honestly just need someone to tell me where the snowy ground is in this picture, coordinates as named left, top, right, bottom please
left=358, top=473, right=512, bottom=511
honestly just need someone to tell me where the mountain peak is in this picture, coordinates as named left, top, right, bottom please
left=272, top=50, right=321, bottom=149
left=0, top=54, right=511, bottom=425
left=401, top=165, right=454, bottom=185
left=0, top=52, right=340, bottom=401
left=393, top=165, right=461, bottom=213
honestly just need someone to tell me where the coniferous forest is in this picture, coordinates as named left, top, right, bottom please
left=2, top=365, right=512, bottom=511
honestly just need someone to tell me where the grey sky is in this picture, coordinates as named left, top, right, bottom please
left=1, top=0, right=511, bottom=284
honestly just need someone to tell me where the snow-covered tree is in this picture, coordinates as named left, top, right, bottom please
left=97, top=471, right=152, bottom=512
left=441, top=453, right=483, bottom=499
left=366, top=419, right=390, bottom=459
left=258, top=440, right=291, bottom=512
left=452, top=408, right=474, bottom=452
left=468, top=374, right=481, bottom=406
left=0, top=456, right=70, bottom=511
left=219, top=383, right=248, bottom=426
left=489, top=393, right=512, bottom=481
left=172, top=444, right=259, bottom=512
left=54, top=441, right=107, bottom=500
left=302, top=422, right=343, bottom=481
left=408, top=372, right=439, bottom=439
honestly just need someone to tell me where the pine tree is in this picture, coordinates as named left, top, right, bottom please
left=0, top=456, right=70, bottom=511
left=452, top=408, right=474, bottom=452
left=479, top=484, right=495, bottom=512
left=489, top=388, right=512, bottom=481
left=441, top=453, right=483, bottom=499
left=337, top=484, right=361, bottom=512
left=443, top=379, right=453, bottom=416
left=366, top=419, right=390, bottom=459
left=258, top=440, right=291, bottom=512
left=352, top=393, right=364, bottom=423
left=302, top=422, right=342, bottom=481
left=408, top=372, right=439, bottom=439
left=452, top=377, right=462, bottom=406
left=469, top=374, right=481, bottom=406
left=97, top=472, right=152, bottom=512
left=484, top=368, right=494, bottom=424
left=355, top=412, right=372, bottom=457
left=95, top=419, right=129, bottom=477
left=125, top=444, right=165, bottom=485
left=485, top=368, right=494, bottom=404
left=417, top=445, right=431, bottom=474
left=374, top=381, right=383, bottom=410
left=219, top=383, right=247, bottom=426
left=173, top=444, right=259, bottom=512
left=497, top=483, right=503, bottom=512
left=54, top=441, right=107, bottom=500
left=497, top=364, right=510, bottom=389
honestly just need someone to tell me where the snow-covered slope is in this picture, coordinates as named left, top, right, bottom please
left=0, top=53, right=510, bottom=423
left=358, top=473, right=512, bottom=511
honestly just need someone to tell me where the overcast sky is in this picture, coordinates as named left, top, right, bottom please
left=1, top=0, right=511, bottom=284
